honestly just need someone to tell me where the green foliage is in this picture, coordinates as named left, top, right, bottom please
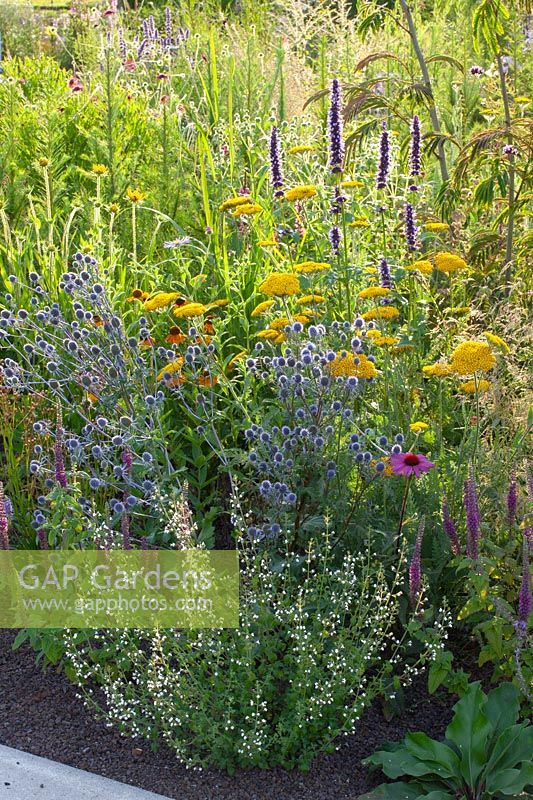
left=362, top=682, right=533, bottom=800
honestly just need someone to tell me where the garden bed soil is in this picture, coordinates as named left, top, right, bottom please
left=0, top=629, right=473, bottom=800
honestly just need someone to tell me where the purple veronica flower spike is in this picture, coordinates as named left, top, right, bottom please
left=269, top=126, right=284, bottom=198
left=0, top=483, right=10, bottom=550
left=328, top=78, right=344, bottom=173
left=405, top=202, right=420, bottom=251
left=518, top=541, right=532, bottom=623
left=507, top=468, right=518, bottom=528
left=330, top=225, right=341, bottom=255
left=442, top=497, right=461, bottom=555
left=376, top=122, right=390, bottom=189
left=409, top=115, right=422, bottom=177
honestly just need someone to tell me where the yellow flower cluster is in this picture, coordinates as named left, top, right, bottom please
left=459, top=379, right=491, bottom=394
left=483, top=331, right=510, bottom=352
left=410, top=422, right=429, bottom=432
left=126, top=188, right=144, bottom=203
left=294, top=261, right=329, bottom=274
left=296, top=294, right=325, bottom=305
left=259, top=273, right=301, bottom=297
left=143, top=292, right=181, bottom=312
left=350, top=218, right=370, bottom=228
left=326, top=352, right=378, bottom=380
left=173, top=302, right=207, bottom=318
left=373, top=335, right=398, bottom=346
left=424, top=222, right=449, bottom=232
left=284, top=185, right=317, bottom=201
left=258, top=239, right=278, bottom=247
left=406, top=260, right=433, bottom=275
left=157, top=358, right=184, bottom=382
left=450, top=341, right=496, bottom=375
left=251, top=300, right=275, bottom=317
left=422, top=362, right=452, bottom=377
left=358, top=287, right=390, bottom=299
left=91, top=164, right=108, bottom=175
left=341, top=180, right=364, bottom=188
left=434, top=252, right=467, bottom=273
left=219, top=195, right=252, bottom=211
left=288, top=146, right=315, bottom=154
left=361, top=306, right=400, bottom=321
left=232, top=203, right=263, bottom=217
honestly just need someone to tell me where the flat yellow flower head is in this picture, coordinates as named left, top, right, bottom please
left=157, top=358, right=184, bottom=382
left=410, top=421, right=429, bottom=432
left=422, top=362, right=452, bottom=378
left=406, top=260, right=433, bottom=275
left=358, top=286, right=391, bottom=299
left=341, top=180, right=364, bottom=188
left=326, top=351, right=378, bottom=380
left=424, top=222, right=449, bottom=232
left=173, top=302, right=207, bottom=318
left=296, top=294, right=325, bottom=305
left=284, top=185, right=317, bottom=201
left=361, top=306, right=400, bottom=321
left=232, top=203, right=263, bottom=217
left=268, top=317, right=290, bottom=331
left=294, top=261, right=330, bottom=274
left=350, top=218, right=370, bottom=228
left=126, top=187, right=144, bottom=203
left=143, top=292, right=181, bottom=311
left=459, top=379, right=491, bottom=394
left=435, top=252, right=467, bottom=273
left=219, top=195, right=252, bottom=211
left=251, top=300, right=275, bottom=317
left=259, top=273, right=300, bottom=297
left=451, top=341, right=496, bottom=375
left=258, top=240, right=278, bottom=247
left=373, top=335, right=398, bottom=346
left=256, top=329, right=279, bottom=339
left=483, top=331, right=510, bottom=353
left=91, top=164, right=108, bottom=175
left=288, top=146, right=315, bottom=154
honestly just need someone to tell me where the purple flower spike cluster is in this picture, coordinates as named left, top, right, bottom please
left=378, top=258, right=394, bottom=303
left=330, top=225, right=341, bottom=255
left=507, top=468, right=518, bottom=528
left=442, top=497, right=461, bottom=555
left=376, top=122, right=390, bottom=189
left=328, top=79, right=344, bottom=174
left=269, top=126, right=284, bottom=198
left=518, top=540, right=532, bottom=623
left=404, top=202, right=420, bottom=251
left=464, top=467, right=480, bottom=559
left=0, top=483, right=10, bottom=550
left=54, top=408, right=68, bottom=489
left=409, top=115, right=422, bottom=177
left=330, top=186, right=346, bottom=216
left=409, top=518, right=425, bottom=607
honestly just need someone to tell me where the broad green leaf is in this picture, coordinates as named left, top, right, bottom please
left=363, top=747, right=438, bottom=779
left=485, top=762, right=533, bottom=795
left=404, top=733, right=461, bottom=779
left=420, top=793, right=455, bottom=800
left=445, top=683, right=491, bottom=788
left=485, top=682, right=519, bottom=739
left=483, top=723, right=533, bottom=776
left=358, top=783, right=422, bottom=800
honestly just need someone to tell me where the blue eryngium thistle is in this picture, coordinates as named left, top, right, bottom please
left=409, top=518, right=425, bottom=607
left=409, top=115, right=422, bottom=177
left=442, top=497, right=461, bottom=555
left=328, top=79, right=344, bottom=174
left=376, top=122, right=390, bottom=189
left=404, top=202, right=420, bottom=251
left=269, top=126, right=284, bottom=198
left=330, top=225, right=341, bottom=255
left=464, top=467, right=480, bottom=559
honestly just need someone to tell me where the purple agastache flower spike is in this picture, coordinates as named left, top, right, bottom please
left=121, top=506, right=131, bottom=550
left=409, top=518, right=425, bottom=607
left=518, top=540, right=532, bottom=623
left=330, top=186, right=346, bottom=215
left=376, top=122, right=390, bottom=189
left=404, top=202, right=420, bottom=251
left=442, top=497, right=461, bottom=555
left=409, top=115, right=422, bottom=177
left=507, top=468, right=518, bottom=528
left=464, top=467, right=480, bottom=559
left=164, top=6, right=172, bottom=37
left=118, top=28, right=126, bottom=61
left=378, top=258, right=393, bottom=303
left=37, top=528, right=48, bottom=550
left=54, top=407, right=68, bottom=489
left=328, top=78, right=344, bottom=173
left=269, top=126, right=284, bottom=198
left=330, top=225, right=341, bottom=255
left=0, top=483, right=10, bottom=550
left=122, top=447, right=133, bottom=476
left=140, top=536, right=149, bottom=550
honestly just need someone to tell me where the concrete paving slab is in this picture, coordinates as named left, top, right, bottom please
left=0, top=744, right=173, bottom=800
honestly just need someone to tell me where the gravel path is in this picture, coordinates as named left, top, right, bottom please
left=0, top=629, right=460, bottom=800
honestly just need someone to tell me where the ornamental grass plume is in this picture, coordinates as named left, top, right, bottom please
left=328, top=78, right=344, bottom=173
left=409, top=518, right=425, bottom=607
left=442, top=497, right=461, bottom=555
left=0, top=482, right=10, bottom=550
left=269, top=126, right=284, bottom=198
left=464, top=467, right=480, bottom=559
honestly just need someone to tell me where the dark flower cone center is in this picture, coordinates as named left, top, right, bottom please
left=404, top=454, right=420, bottom=466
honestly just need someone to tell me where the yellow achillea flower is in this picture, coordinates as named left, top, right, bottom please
left=91, top=164, right=108, bottom=175
left=219, top=195, right=252, bottom=211
left=157, top=358, right=184, bottom=382
left=410, top=421, right=429, bottom=432
left=251, top=300, right=275, bottom=317
left=327, top=351, right=378, bottom=379
left=435, top=252, right=467, bottom=273
left=227, top=351, right=247, bottom=371
left=422, top=362, right=453, bottom=377
left=274, top=333, right=286, bottom=344
left=284, top=185, right=317, bottom=201
left=373, top=335, right=398, bottom=346
left=294, top=261, right=330, bottom=274
left=459, top=379, right=491, bottom=394
left=268, top=317, right=291, bottom=331
left=341, top=180, right=364, bottom=188
left=358, top=286, right=391, bottom=299
left=232, top=203, right=263, bottom=217
left=450, top=341, right=496, bottom=375
left=143, top=292, right=181, bottom=311
left=259, top=273, right=300, bottom=297
left=173, top=302, right=207, bottom=318
left=350, top=218, right=370, bottom=228
left=362, top=306, right=400, bottom=321
left=258, top=239, right=278, bottom=247
left=514, top=96, right=530, bottom=104
left=126, top=187, right=144, bottom=203
left=210, top=299, right=230, bottom=307
left=365, top=329, right=382, bottom=340
left=393, top=344, right=414, bottom=354
left=257, top=329, right=279, bottom=339
left=406, top=260, right=433, bottom=275
left=483, top=331, right=510, bottom=352
left=424, top=222, right=449, bottom=232
left=447, top=306, right=471, bottom=316
left=288, top=146, right=315, bottom=154
left=296, top=294, right=325, bottom=305
left=363, top=267, right=378, bottom=275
